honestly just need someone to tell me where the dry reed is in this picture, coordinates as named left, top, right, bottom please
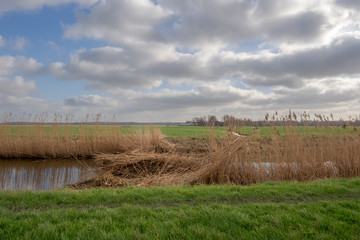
left=77, top=132, right=360, bottom=188
left=0, top=113, right=168, bottom=159
left=196, top=133, right=360, bottom=185
left=1, top=112, right=360, bottom=187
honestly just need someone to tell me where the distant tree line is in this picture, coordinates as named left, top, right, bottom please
left=189, top=112, right=360, bottom=128
left=190, top=115, right=255, bottom=127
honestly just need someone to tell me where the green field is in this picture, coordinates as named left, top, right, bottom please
left=0, top=178, right=359, bottom=239
left=1, top=124, right=358, bottom=138
left=1, top=125, right=225, bottom=138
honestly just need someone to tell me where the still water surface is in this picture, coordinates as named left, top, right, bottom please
left=0, top=159, right=95, bottom=190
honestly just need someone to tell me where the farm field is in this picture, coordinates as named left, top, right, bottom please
left=0, top=178, right=359, bottom=239
left=0, top=125, right=227, bottom=138
left=1, top=124, right=359, bottom=138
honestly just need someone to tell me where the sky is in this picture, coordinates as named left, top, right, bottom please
left=1, top=0, right=360, bottom=122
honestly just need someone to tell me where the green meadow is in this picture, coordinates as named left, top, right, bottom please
left=0, top=178, right=359, bottom=239
left=2, top=124, right=358, bottom=138
left=1, top=125, right=224, bottom=138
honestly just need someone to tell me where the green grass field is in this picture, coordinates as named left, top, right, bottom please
left=2, top=124, right=358, bottom=138
left=1, top=125, right=225, bottom=138
left=0, top=178, right=359, bottom=239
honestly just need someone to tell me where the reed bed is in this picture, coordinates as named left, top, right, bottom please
left=197, top=133, right=360, bottom=185
left=73, top=132, right=360, bottom=188
left=1, top=112, right=360, bottom=187
left=0, top=121, right=165, bottom=159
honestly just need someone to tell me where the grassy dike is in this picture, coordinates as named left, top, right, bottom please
left=0, top=178, right=359, bottom=239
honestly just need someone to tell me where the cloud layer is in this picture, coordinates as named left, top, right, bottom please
left=1, top=0, right=360, bottom=120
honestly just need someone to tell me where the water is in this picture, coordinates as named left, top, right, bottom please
left=0, top=159, right=95, bottom=190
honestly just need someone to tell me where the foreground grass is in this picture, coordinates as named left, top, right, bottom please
left=0, top=178, right=359, bottom=239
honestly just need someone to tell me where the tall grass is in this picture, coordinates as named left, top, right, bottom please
left=0, top=113, right=164, bottom=159
left=197, top=132, right=360, bottom=185
left=197, top=111, right=360, bottom=184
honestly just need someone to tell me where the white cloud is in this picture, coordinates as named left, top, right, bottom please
left=234, top=35, right=360, bottom=87
left=106, top=81, right=268, bottom=113
left=64, top=94, right=118, bottom=107
left=0, top=76, right=36, bottom=95
left=63, top=0, right=344, bottom=50
left=0, top=55, right=41, bottom=100
left=0, top=94, right=60, bottom=115
left=56, top=0, right=360, bottom=89
left=64, top=0, right=170, bottom=45
left=0, top=55, right=43, bottom=76
left=48, top=44, right=234, bottom=90
left=49, top=44, right=218, bottom=90
left=50, top=34, right=360, bottom=91
left=49, top=46, right=162, bottom=89
left=76, top=79, right=360, bottom=121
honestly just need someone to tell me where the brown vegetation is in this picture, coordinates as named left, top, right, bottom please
left=75, top=130, right=360, bottom=188
left=198, top=134, right=360, bottom=185
left=0, top=119, right=167, bottom=159
left=1, top=112, right=360, bottom=187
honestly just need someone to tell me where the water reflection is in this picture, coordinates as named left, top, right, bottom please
left=0, top=159, right=95, bottom=190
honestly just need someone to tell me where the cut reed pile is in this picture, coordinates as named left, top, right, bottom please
left=74, top=134, right=210, bottom=188
left=75, top=130, right=360, bottom=188
left=82, top=153, right=204, bottom=187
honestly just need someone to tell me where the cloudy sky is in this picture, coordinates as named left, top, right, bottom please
left=1, top=0, right=360, bottom=122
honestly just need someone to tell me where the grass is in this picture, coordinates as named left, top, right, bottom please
left=2, top=125, right=227, bottom=138
left=2, top=124, right=358, bottom=138
left=0, top=178, right=359, bottom=239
